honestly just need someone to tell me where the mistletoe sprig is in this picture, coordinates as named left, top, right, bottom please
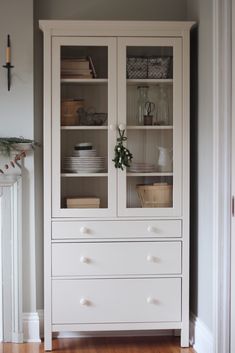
left=113, top=128, right=133, bottom=170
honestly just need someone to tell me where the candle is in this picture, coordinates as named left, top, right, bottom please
left=6, top=35, right=10, bottom=64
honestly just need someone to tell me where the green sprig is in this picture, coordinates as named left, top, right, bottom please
left=0, top=137, right=39, bottom=156
left=112, top=129, right=133, bottom=170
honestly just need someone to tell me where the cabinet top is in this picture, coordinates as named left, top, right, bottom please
left=39, top=20, right=196, bottom=37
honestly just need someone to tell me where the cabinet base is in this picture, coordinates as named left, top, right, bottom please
left=44, top=327, right=189, bottom=351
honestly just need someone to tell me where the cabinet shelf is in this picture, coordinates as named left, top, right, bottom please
left=127, top=172, right=173, bottom=177
left=127, top=125, right=173, bottom=130
left=61, top=173, right=108, bottom=177
left=61, top=126, right=108, bottom=130
left=127, top=79, right=173, bottom=85
left=61, top=78, right=108, bottom=85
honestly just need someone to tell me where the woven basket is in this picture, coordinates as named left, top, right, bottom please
left=127, top=56, right=172, bottom=79
left=136, top=183, right=172, bottom=208
left=148, top=57, right=172, bottom=79
left=127, top=57, right=148, bottom=79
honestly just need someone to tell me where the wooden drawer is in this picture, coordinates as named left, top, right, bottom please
left=52, top=278, right=181, bottom=324
left=52, top=241, right=181, bottom=277
left=52, top=220, right=181, bottom=239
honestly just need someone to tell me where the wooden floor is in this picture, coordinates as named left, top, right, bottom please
left=0, top=337, right=197, bottom=353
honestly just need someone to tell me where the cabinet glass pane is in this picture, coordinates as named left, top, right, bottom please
left=60, top=45, right=108, bottom=209
left=126, top=46, right=173, bottom=209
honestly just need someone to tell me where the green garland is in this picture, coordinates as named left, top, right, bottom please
left=113, top=128, right=133, bottom=170
left=0, top=137, right=39, bottom=174
left=0, top=137, right=38, bottom=155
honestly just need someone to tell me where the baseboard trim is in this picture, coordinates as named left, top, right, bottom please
left=190, top=313, right=213, bottom=353
left=22, top=312, right=41, bottom=343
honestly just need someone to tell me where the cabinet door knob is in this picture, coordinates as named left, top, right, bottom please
left=80, top=226, right=88, bottom=234
left=80, top=256, right=89, bottom=264
left=146, top=254, right=154, bottom=262
left=147, top=226, right=154, bottom=233
left=118, top=123, right=126, bottom=131
left=80, top=298, right=89, bottom=306
left=146, top=297, right=155, bottom=304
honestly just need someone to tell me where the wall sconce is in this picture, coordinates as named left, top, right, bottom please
left=2, top=34, right=14, bottom=91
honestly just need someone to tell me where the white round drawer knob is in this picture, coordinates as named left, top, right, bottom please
left=80, top=298, right=89, bottom=306
left=146, top=297, right=155, bottom=304
left=147, top=226, right=154, bottom=233
left=80, top=256, right=89, bottom=264
left=146, top=254, right=154, bottom=262
left=80, top=226, right=88, bottom=234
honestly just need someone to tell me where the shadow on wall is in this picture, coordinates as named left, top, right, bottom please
left=190, top=26, right=198, bottom=317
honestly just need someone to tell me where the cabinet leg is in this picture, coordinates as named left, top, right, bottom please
left=180, top=327, right=189, bottom=347
left=44, top=331, right=52, bottom=351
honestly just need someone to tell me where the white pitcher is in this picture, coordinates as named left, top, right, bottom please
left=157, top=147, right=173, bottom=172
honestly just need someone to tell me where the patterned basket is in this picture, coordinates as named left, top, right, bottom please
left=136, top=183, right=173, bottom=208
left=127, top=56, right=172, bottom=79
left=148, top=57, right=172, bottom=79
left=127, top=57, right=148, bottom=79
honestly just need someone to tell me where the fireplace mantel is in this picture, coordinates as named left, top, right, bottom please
left=0, top=174, right=23, bottom=342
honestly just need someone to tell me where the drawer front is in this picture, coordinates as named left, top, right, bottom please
left=52, top=241, right=181, bottom=277
left=52, top=220, right=181, bottom=239
left=52, top=278, right=181, bottom=324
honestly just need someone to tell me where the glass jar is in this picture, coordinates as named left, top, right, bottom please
left=157, top=86, right=169, bottom=125
left=136, top=86, right=149, bottom=125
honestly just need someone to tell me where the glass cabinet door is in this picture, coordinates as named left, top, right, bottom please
left=118, top=37, right=182, bottom=217
left=51, top=37, right=117, bottom=217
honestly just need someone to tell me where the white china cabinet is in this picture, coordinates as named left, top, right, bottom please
left=40, top=20, right=194, bottom=351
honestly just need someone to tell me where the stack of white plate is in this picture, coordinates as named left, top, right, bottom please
left=63, top=156, right=105, bottom=173
left=73, top=142, right=97, bottom=157
left=74, top=142, right=93, bottom=150
left=129, top=162, right=156, bottom=173
left=72, top=149, right=97, bottom=157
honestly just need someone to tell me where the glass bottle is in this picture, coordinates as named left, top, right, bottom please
left=157, top=86, right=169, bottom=125
left=136, top=86, right=149, bottom=125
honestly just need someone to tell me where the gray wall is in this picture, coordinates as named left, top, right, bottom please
left=38, top=0, right=187, bottom=21
left=187, top=0, right=213, bottom=331
left=0, top=0, right=37, bottom=313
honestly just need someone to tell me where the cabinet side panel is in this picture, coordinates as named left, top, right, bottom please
left=181, top=30, right=190, bottom=348
left=43, top=29, right=52, bottom=351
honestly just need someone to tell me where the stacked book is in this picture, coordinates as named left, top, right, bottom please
left=66, top=197, right=100, bottom=208
left=61, top=57, right=97, bottom=79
